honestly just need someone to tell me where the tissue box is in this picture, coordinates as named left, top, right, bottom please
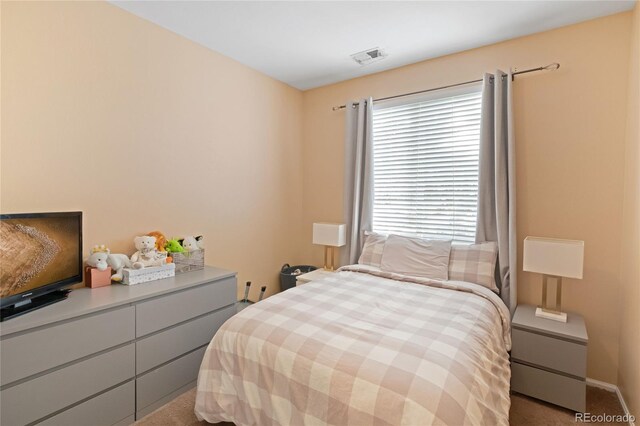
left=121, top=263, right=175, bottom=285
left=85, top=266, right=112, bottom=288
left=171, top=250, right=205, bottom=274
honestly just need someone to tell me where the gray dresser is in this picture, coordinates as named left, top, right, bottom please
left=511, top=304, right=588, bottom=412
left=0, top=266, right=236, bottom=426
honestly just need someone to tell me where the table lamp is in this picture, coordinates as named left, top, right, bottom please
left=313, top=223, right=346, bottom=271
left=523, top=236, right=584, bottom=322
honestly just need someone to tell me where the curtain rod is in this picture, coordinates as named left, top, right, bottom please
left=331, top=62, right=560, bottom=111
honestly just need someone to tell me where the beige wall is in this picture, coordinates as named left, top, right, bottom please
left=301, top=13, right=633, bottom=383
left=618, top=4, right=640, bottom=417
left=0, top=1, right=305, bottom=300
left=2, top=0, right=637, bottom=392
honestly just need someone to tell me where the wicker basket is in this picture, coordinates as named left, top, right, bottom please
left=171, top=250, right=205, bottom=274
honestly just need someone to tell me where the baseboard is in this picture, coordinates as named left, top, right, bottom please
left=586, top=378, right=635, bottom=426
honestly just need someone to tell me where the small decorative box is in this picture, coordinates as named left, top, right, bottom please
left=121, top=263, right=175, bottom=286
left=85, top=266, right=112, bottom=288
left=172, top=250, right=205, bottom=274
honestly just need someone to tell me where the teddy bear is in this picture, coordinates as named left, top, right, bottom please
left=130, top=235, right=166, bottom=268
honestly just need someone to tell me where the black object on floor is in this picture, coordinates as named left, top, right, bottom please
left=280, top=264, right=317, bottom=291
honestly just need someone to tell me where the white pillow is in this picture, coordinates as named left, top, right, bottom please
left=380, top=234, right=452, bottom=280
left=358, top=231, right=387, bottom=267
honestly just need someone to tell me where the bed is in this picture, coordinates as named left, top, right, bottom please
left=194, top=264, right=512, bottom=425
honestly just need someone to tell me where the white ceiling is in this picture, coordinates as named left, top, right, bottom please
left=111, top=1, right=636, bottom=90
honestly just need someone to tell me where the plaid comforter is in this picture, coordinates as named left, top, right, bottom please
left=195, top=266, right=512, bottom=426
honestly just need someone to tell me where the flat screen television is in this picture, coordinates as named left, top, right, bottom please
left=0, top=212, right=82, bottom=321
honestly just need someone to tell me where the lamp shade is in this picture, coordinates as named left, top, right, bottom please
left=313, top=223, right=346, bottom=247
left=523, top=237, right=584, bottom=279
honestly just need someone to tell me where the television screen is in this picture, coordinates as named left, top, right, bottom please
left=0, top=212, right=82, bottom=303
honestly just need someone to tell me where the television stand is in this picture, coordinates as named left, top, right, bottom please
left=0, top=289, right=71, bottom=322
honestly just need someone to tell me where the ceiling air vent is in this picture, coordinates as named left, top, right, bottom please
left=351, top=47, right=387, bottom=66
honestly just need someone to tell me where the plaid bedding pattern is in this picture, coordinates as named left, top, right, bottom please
left=195, top=266, right=511, bottom=426
left=357, top=232, right=387, bottom=267
left=448, top=242, right=499, bottom=292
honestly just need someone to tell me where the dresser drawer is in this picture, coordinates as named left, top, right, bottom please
left=512, top=361, right=585, bottom=412
left=39, top=380, right=135, bottom=426
left=0, top=306, right=135, bottom=386
left=1, top=343, right=135, bottom=426
left=136, top=277, right=236, bottom=337
left=512, top=328, right=587, bottom=377
left=137, top=305, right=234, bottom=373
left=136, top=346, right=206, bottom=413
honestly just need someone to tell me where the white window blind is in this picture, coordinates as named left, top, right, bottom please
left=372, top=85, right=482, bottom=243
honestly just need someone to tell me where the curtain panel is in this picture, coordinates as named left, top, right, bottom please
left=341, top=98, right=374, bottom=266
left=476, top=71, right=517, bottom=314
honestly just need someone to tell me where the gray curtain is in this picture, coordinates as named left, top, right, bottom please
left=476, top=71, right=517, bottom=315
left=341, top=98, right=374, bottom=266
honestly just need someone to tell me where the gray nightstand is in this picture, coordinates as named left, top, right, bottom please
left=511, top=304, right=588, bottom=412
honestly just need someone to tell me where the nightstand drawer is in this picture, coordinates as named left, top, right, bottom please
left=512, top=328, right=586, bottom=377
left=512, top=362, right=585, bottom=412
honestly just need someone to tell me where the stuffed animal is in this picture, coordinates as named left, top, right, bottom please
left=165, top=238, right=185, bottom=253
left=86, top=245, right=109, bottom=271
left=195, top=235, right=204, bottom=250
left=131, top=236, right=165, bottom=268
left=147, top=231, right=167, bottom=253
left=107, top=253, right=135, bottom=282
left=180, top=235, right=201, bottom=252
left=86, top=245, right=136, bottom=282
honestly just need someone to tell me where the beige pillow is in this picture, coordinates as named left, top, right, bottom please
left=358, top=231, right=387, bottom=267
left=448, top=242, right=499, bottom=292
left=380, top=234, right=451, bottom=280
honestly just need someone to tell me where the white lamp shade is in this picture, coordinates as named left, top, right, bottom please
left=523, top=237, right=584, bottom=279
left=313, top=223, right=346, bottom=247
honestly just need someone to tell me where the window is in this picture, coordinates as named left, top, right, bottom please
left=371, top=85, right=482, bottom=243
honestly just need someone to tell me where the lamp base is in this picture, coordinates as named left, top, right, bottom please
left=323, top=246, right=336, bottom=271
left=538, top=274, right=567, bottom=322
left=535, top=307, right=567, bottom=322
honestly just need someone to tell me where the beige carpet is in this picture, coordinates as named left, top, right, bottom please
left=135, top=386, right=625, bottom=426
